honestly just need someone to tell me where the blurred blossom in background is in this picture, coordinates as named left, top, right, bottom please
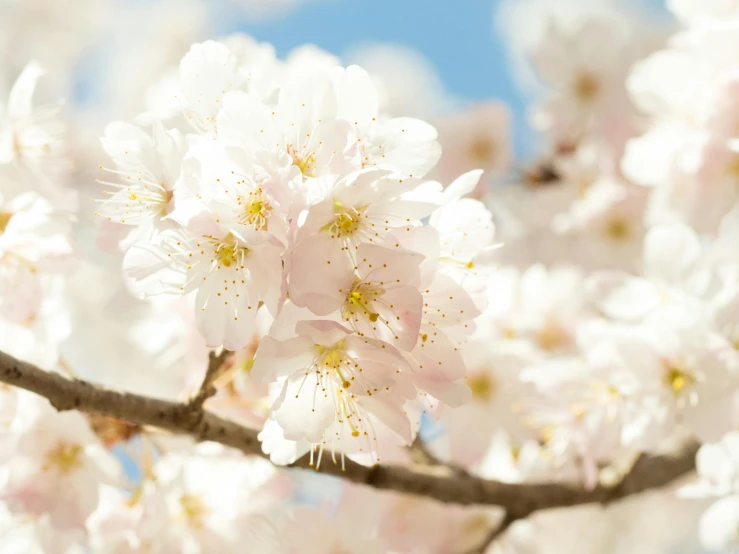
left=6, top=0, right=739, bottom=552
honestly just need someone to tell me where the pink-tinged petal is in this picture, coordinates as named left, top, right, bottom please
left=373, top=285, right=423, bottom=350
left=99, top=121, right=153, bottom=169
left=95, top=221, right=130, bottom=255
left=179, top=41, right=242, bottom=133
left=273, top=377, right=336, bottom=443
left=644, top=223, right=701, bottom=284
left=218, top=91, right=279, bottom=152
left=359, top=395, right=412, bottom=444
left=258, top=419, right=311, bottom=466
left=294, top=319, right=352, bottom=348
left=427, top=380, right=471, bottom=408
left=410, top=329, right=470, bottom=407
left=699, top=496, right=739, bottom=551
left=334, top=65, right=379, bottom=124
left=344, top=335, right=410, bottom=370
left=252, top=336, right=315, bottom=382
left=268, top=301, right=336, bottom=340
left=424, top=272, right=480, bottom=327
left=443, top=170, right=485, bottom=199
left=123, top=240, right=186, bottom=297
left=394, top=225, right=440, bottom=287
left=412, top=326, right=466, bottom=380
left=367, top=117, right=442, bottom=178
left=587, top=271, right=661, bottom=321
left=8, top=62, right=44, bottom=119
left=356, top=242, right=423, bottom=286
left=288, top=235, right=353, bottom=315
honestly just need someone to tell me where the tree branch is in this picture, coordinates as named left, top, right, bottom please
left=464, top=511, right=517, bottom=554
left=187, top=348, right=232, bottom=411
left=0, top=349, right=698, bottom=517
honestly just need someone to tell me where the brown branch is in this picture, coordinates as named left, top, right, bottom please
left=408, top=436, right=470, bottom=478
left=0, top=349, right=698, bottom=516
left=408, top=436, right=445, bottom=467
left=464, top=512, right=516, bottom=554
left=461, top=454, right=662, bottom=553
left=187, top=348, right=232, bottom=411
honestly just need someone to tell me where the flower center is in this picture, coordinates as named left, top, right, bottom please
left=535, top=322, right=569, bottom=352
left=574, top=72, right=600, bottom=103
left=466, top=372, right=496, bottom=402
left=605, top=217, right=630, bottom=241
left=343, top=285, right=380, bottom=323
left=322, top=199, right=365, bottom=238
left=239, top=188, right=272, bottom=231
left=213, top=233, right=250, bottom=268
left=664, top=364, right=695, bottom=396
left=288, top=145, right=317, bottom=178
left=43, top=442, right=83, bottom=475
left=0, top=212, right=12, bottom=234
left=469, top=137, right=497, bottom=165
left=179, top=494, right=208, bottom=529
left=726, top=154, right=739, bottom=178
left=315, top=341, right=354, bottom=389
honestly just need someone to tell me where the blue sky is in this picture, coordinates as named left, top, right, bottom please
left=217, top=0, right=670, bottom=157
left=225, top=0, right=521, bottom=103
left=222, top=0, right=530, bottom=151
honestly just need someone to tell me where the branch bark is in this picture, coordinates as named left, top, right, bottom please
left=0, top=349, right=698, bottom=517
left=464, top=512, right=517, bottom=554
left=187, top=348, right=232, bottom=411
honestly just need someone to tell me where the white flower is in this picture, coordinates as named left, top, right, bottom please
left=87, top=445, right=289, bottom=554
left=0, top=391, right=121, bottom=531
left=0, top=62, right=67, bottom=181
left=0, top=190, right=72, bottom=325
left=587, top=223, right=709, bottom=322
left=668, top=0, right=739, bottom=23
left=289, top=242, right=425, bottom=351
left=94, top=121, right=186, bottom=244
left=0, top=502, right=84, bottom=554
left=432, top=103, right=513, bottom=197
left=406, top=271, right=480, bottom=408
left=428, top=170, right=499, bottom=309
left=123, top=218, right=283, bottom=350
left=178, top=41, right=244, bottom=135
left=252, top=319, right=414, bottom=466
left=293, top=168, right=443, bottom=255
left=680, top=432, right=739, bottom=551
left=216, top=81, right=353, bottom=184
left=552, top=178, right=647, bottom=272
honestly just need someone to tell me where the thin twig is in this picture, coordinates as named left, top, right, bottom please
left=0, top=349, right=698, bottom=514
left=408, top=436, right=470, bottom=477
left=464, top=511, right=517, bottom=554
left=187, top=348, right=232, bottom=411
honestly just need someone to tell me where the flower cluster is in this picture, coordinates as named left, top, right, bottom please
left=0, top=62, right=75, bottom=368
left=96, top=39, right=498, bottom=466
left=3, top=0, right=739, bottom=551
left=425, top=1, right=739, bottom=502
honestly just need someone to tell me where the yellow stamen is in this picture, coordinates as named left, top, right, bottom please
left=43, top=442, right=83, bottom=474
left=574, top=72, right=600, bottom=102
left=0, top=212, right=12, bottom=234
left=179, top=494, right=208, bottom=529
left=214, top=233, right=250, bottom=268
left=466, top=372, right=495, bottom=402
left=664, top=365, right=695, bottom=395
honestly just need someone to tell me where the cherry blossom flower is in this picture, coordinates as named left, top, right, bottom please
left=289, top=242, right=425, bottom=351
left=432, top=103, right=513, bottom=198
left=123, top=220, right=283, bottom=349
left=0, top=62, right=67, bottom=183
left=94, top=121, right=186, bottom=246
left=252, top=319, right=415, bottom=466
left=0, top=391, right=121, bottom=531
